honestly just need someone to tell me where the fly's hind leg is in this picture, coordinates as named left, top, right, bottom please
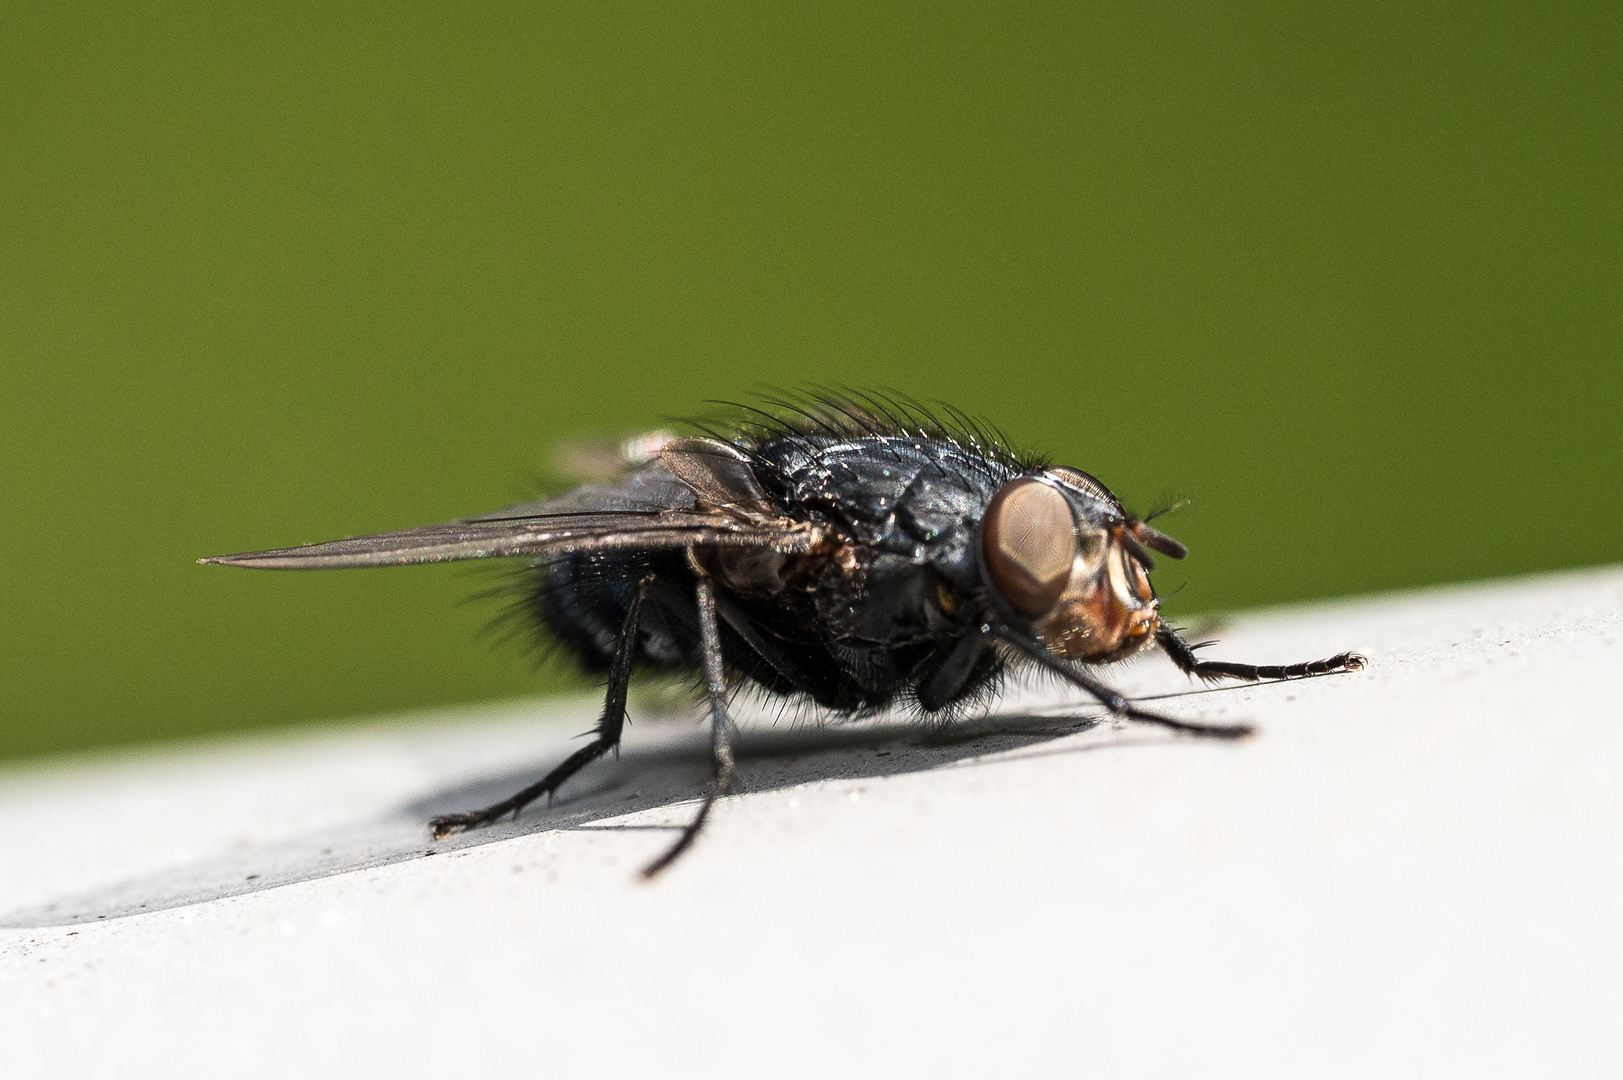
left=1156, top=625, right=1366, bottom=684
left=640, top=571, right=735, bottom=879
left=429, top=574, right=653, bottom=839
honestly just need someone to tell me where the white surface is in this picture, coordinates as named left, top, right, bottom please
left=1, top=569, right=1619, bottom=1078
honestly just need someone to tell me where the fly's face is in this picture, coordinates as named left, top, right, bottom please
left=978, top=471, right=1186, bottom=662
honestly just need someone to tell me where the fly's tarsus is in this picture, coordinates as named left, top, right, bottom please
left=1156, top=625, right=1366, bottom=684
left=427, top=576, right=652, bottom=842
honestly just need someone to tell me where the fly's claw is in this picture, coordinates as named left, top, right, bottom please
left=428, top=813, right=482, bottom=840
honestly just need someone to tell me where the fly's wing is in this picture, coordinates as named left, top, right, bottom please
left=200, top=440, right=822, bottom=570
left=197, top=510, right=819, bottom=569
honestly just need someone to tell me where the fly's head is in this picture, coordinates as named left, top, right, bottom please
left=977, top=468, right=1188, bottom=662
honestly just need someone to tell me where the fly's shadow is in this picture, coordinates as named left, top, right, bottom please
left=1, top=708, right=1174, bottom=928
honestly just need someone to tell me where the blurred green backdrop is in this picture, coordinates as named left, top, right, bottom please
left=2, top=2, right=1618, bottom=759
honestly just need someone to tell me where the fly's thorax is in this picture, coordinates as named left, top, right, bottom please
left=978, top=472, right=1165, bottom=662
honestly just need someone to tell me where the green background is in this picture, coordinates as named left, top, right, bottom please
left=3, top=2, right=1618, bottom=760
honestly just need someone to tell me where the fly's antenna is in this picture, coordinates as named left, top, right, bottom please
left=1125, top=518, right=1189, bottom=561
left=1142, top=499, right=1190, bottom=523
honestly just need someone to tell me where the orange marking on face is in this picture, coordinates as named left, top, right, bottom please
left=1033, top=539, right=1160, bottom=662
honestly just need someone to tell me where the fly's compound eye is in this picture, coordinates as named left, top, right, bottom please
left=980, top=478, right=1078, bottom=617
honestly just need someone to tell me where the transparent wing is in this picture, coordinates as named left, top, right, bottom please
left=199, top=511, right=821, bottom=569
left=199, top=455, right=822, bottom=570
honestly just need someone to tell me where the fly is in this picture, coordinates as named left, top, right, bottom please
left=201, top=396, right=1365, bottom=877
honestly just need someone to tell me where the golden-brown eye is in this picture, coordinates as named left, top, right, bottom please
left=980, top=478, right=1077, bottom=616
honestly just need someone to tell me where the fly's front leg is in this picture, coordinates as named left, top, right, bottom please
left=429, top=574, right=654, bottom=839
left=915, top=624, right=994, bottom=712
left=1156, top=625, right=1366, bottom=684
left=998, top=627, right=1254, bottom=739
left=641, top=569, right=736, bottom=879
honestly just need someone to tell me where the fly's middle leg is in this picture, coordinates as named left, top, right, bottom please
left=641, top=570, right=736, bottom=879
left=1156, top=625, right=1366, bottom=684
left=428, top=574, right=654, bottom=839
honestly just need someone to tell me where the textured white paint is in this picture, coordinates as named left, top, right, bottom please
left=1, top=569, right=1619, bottom=1078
